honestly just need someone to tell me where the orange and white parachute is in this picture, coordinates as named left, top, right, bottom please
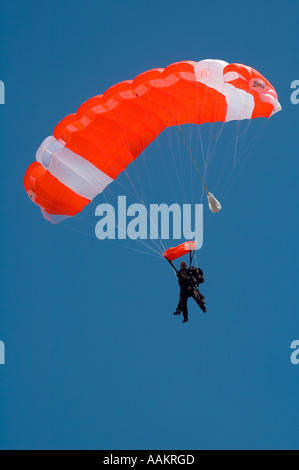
left=24, top=59, right=281, bottom=223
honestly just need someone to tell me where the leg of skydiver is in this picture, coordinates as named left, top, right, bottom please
left=181, top=295, right=189, bottom=323
left=173, top=292, right=183, bottom=315
left=192, top=288, right=207, bottom=313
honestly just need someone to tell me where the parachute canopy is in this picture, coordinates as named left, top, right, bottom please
left=24, top=59, right=281, bottom=223
left=163, top=241, right=197, bottom=261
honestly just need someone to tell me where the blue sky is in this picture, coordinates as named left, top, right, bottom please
left=0, top=0, right=298, bottom=450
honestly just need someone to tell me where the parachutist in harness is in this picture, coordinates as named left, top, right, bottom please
left=174, top=261, right=206, bottom=323
left=163, top=243, right=206, bottom=324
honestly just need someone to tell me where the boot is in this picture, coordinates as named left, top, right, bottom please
left=173, top=309, right=181, bottom=315
left=200, top=303, right=207, bottom=313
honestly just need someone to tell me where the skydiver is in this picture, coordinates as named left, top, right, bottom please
left=173, top=261, right=206, bottom=323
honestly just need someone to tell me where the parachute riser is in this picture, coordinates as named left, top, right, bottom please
left=189, top=249, right=195, bottom=267
left=165, top=256, right=178, bottom=274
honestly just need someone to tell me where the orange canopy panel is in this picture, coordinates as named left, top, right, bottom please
left=163, top=241, right=197, bottom=261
